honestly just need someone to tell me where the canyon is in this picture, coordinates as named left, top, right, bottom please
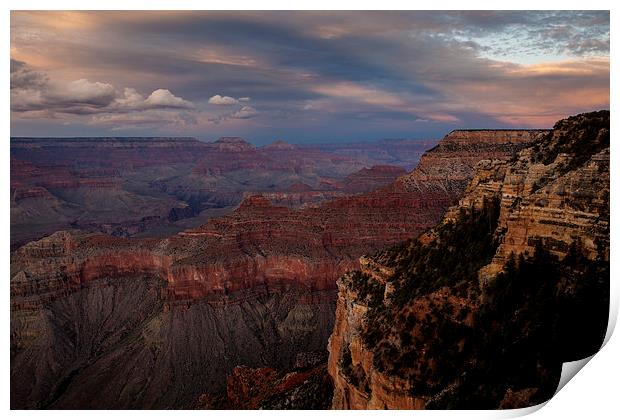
left=11, top=128, right=544, bottom=408
left=328, top=111, right=610, bottom=409
left=11, top=136, right=434, bottom=248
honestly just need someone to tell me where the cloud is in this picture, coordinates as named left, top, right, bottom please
left=10, top=11, right=609, bottom=138
left=208, top=105, right=260, bottom=124
left=144, top=89, right=194, bottom=109
left=48, top=79, right=117, bottom=107
left=11, top=61, right=195, bottom=117
left=10, top=59, right=47, bottom=90
left=91, top=109, right=197, bottom=129
left=11, top=60, right=197, bottom=130
left=113, top=87, right=146, bottom=109
left=230, top=105, right=259, bottom=119
left=208, top=94, right=239, bottom=105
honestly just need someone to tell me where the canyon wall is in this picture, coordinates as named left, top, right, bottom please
left=11, top=128, right=540, bottom=408
left=328, top=111, right=609, bottom=409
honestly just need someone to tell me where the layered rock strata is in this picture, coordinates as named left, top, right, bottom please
left=11, top=128, right=540, bottom=408
left=328, top=111, right=609, bottom=409
left=11, top=137, right=433, bottom=246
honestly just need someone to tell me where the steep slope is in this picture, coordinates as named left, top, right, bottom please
left=328, top=111, right=609, bottom=409
left=11, top=128, right=540, bottom=409
left=12, top=279, right=335, bottom=409
left=395, top=129, right=547, bottom=195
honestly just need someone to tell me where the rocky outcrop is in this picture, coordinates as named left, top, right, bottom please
left=256, top=165, right=408, bottom=208
left=329, top=268, right=425, bottom=409
left=328, top=111, right=609, bottom=409
left=396, top=129, right=546, bottom=195
left=255, top=165, right=408, bottom=208
left=257, top=190, right=347, bottom=208
left=263, top=140, right=298, bottom=151
left=212, top=137, right=257, bottom=151
left=196, top=361, right=333, bottom=409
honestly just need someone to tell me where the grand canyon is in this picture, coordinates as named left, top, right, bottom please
left=10, top=10, right=610, bottom=412
left=10, top=112, right=609, bottom=409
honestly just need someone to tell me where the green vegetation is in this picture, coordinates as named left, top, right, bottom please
left=530, top=110, right=609, bottom=174
left=428, top=241, right=609, bottom=408
left=391, top=197, right=499, bottom=303
left=356, top=198, right=501, bottom=385
left=349, top=196, right=607, bottom=408
left=349, top=270, right=384, bottom=307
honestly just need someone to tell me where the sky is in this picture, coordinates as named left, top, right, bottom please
left=10, top=11, right=610, bottom=144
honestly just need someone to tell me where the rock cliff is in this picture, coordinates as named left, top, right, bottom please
left=396, top=129, right=546, bottom=195
left=328, top=111, right=609, bottom=409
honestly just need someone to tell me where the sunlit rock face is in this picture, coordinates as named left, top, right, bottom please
left=328, top=111, right=609, bottom=410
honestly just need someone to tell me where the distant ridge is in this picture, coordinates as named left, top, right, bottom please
left=446, top=128, right=549, bottom=133
left=10, top=136, right=200, bottom=142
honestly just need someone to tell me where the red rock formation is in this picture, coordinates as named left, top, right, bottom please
left=196, top=363, right=332, bottom=409
left=263, top=140, right=298, bottom=151
left=396, top=129, right=547, bottom=194
left=12, top=129, right=539, bottom=308
left=10, top=137, right=210, bottom=168
left=255, top=165, right=408, bottom=208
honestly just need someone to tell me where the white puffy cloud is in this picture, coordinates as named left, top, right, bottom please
left=111, top=88, right=194, bottom=111
left=47, top=79, right=117, bottom=107
left=238, top=97, right=251, bottom=102
left=11, top=62, right=118, bottom=114
left=113, top=88, right=146, bottom=109
left=208, top=94, right=240, bottom=105
left=11, top=61, right=195, bottom=120
left=11, top=61, right=199, bottom=130
left=144, top=89, right=194, bottom=109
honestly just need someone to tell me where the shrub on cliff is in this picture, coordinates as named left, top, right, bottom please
left=429, top=241, right=609, bottom=408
